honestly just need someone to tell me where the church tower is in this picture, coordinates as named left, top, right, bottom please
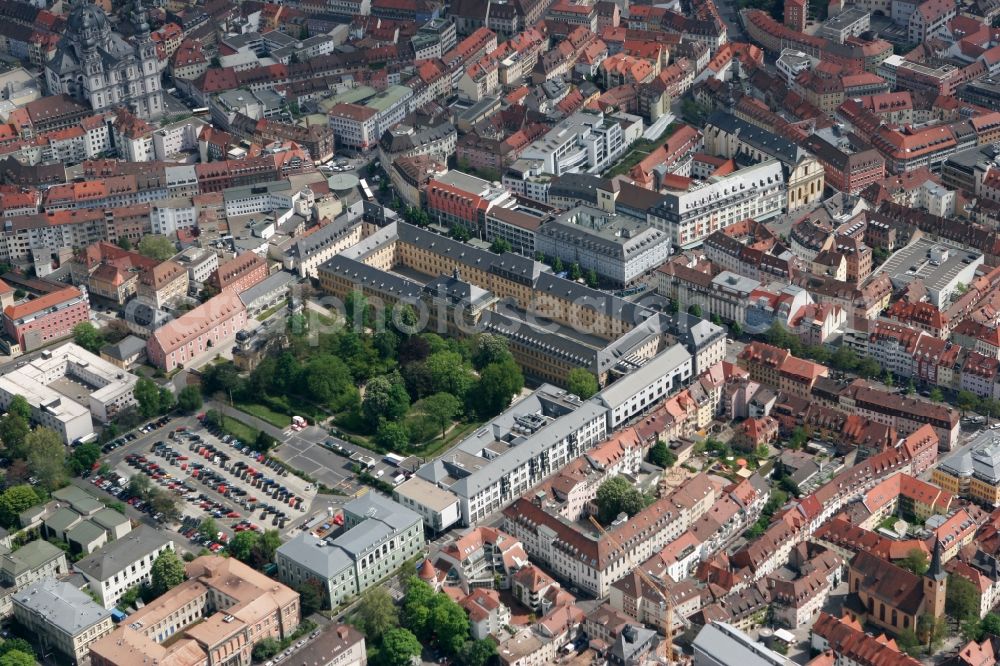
left=924, top=537, right=947, bottom=620
left=133, top=0, right=164, bottom=119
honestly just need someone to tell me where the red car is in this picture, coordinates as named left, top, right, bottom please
left=226, top=511, right=240, bottom=519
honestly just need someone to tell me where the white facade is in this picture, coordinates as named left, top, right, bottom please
left=393, top=476, right=461, bottom=532
left=0, top=343, right=139, bottom=443
left=415, top=386, right=609, bottom=525
left=45, top=4, right=163, bottom=119
left=518, top=111, right=631, bottom=177
left=153, top=119, right=206, bottom=160
left=75, top=529, right=175, bottom=609
left=150, top=200, right=198, bottom=236
left=173, top=247, right=219, bottom=284
left=649, top=160, right=786, bottom=248
left=596, top=344, right=693, bottom=429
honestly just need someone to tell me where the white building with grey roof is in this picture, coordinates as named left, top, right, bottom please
left=0, top=540, right=68, bottom=617
left=276, top=493, right=424, bottom=607
left=535, top=205, right=670, bottom=286
left=595, top=343, right=693, bottom=429
left=282, top=216, right=363, bottom=279
left=649, top=159, right=786, bottom=248
left=415, top=385, right=608, bottom=525
left=13, top=578, right=114, bottom=664
left=74, top=525, right=175, bottom=609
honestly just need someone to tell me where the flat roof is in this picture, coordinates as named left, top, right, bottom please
left=0, top=342, right=138, bottom=422
left=394, top=476, right=460, bottom=512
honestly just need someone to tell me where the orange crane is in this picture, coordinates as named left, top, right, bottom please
left=589, top=515, right=675, bottom=665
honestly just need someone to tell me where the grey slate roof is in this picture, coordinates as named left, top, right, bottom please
left=100, top=335, right=147, bottom=361
left=416, top=385, right=608, bottom=500
left=596, top=343, right=692, bottom=407
left=66, top=521, right=107, bottom=547
left=705, top=110, right=805, bottom=167
left=13, top=578, right=111, bottom=636
left=278, top=493, right=420, bottom=577
left=74, top=525, right=173, bottom=582
left=0, top=540, right=64, bottom=579
left=278, top=532, right=353, bottom=579
left=292, top=217, right=361, bottom=260
left=238, top=270, right=296, bottom=308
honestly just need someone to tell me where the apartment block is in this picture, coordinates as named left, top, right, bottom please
left=74, top=525, right=175, bottom=609
left=90, top=556, right=300, bottom=666
left=2, top=286, right=89, bottom=353
left=276, top=493, right=424, bottom=607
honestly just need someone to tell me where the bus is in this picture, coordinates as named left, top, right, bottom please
left=192, top=107, right=210, bottom=117
left=73, top=433, right=98, bottom=447
left=383, top=453, right=406, bottom=467
left=359, top=178, right=374, bottom=201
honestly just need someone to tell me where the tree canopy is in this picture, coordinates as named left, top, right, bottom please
left=25, top=427, right=65, bottom=489
left=595, top=477, right=646, bottom=524
left=901, top=548, right=929, bottom=576
left=648, top=441, right=677, bottom=468
left=357, top=587, right=399, bottom=642
left=401, top=577, right=470, bottom=656
left=947, top=573, right=981, bottom=624
left=73, top=322, right=105, bottom=353
left=150, top=550, right=185, bottom=596
left=177, top=386, right=203, bottom=413
left=137, top=235, right=177, bottom=261
left=379, top=628, right=423, bottom=666
left=567, top=368, right=598, bottom=400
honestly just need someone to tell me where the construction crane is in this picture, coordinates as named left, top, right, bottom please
left=589, top=515, right=676, bottom=665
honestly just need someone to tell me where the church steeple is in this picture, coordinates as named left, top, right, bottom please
left=924, top=537, right=947, bottom=620
left=928, top=537, right=946, bottom=582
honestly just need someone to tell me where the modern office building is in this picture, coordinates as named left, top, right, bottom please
left=879, top=238, right=984, bottom=308
left=517, top=111, right=631, bottom=177
left=0, top=343, right=139, bottom=443
left=693, top=623, right=791, bottom=666
left=415, top=385, right=609, bottom=525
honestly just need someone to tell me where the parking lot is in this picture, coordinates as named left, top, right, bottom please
left=274, top=426, right=365, bottom=495
left=101, top=415, right=323, bottom=552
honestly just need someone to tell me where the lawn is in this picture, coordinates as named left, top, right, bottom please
left=334, top=410, right=481, bottom=459
left=602, top=123, right=681, bottom=178
left=236, top=403, right=292, bottom=428
left=221, top=415, right=259, bottom=444
left=256, top=301, right=288, bottom=322
left=420, top=420, right=482, bottom=459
